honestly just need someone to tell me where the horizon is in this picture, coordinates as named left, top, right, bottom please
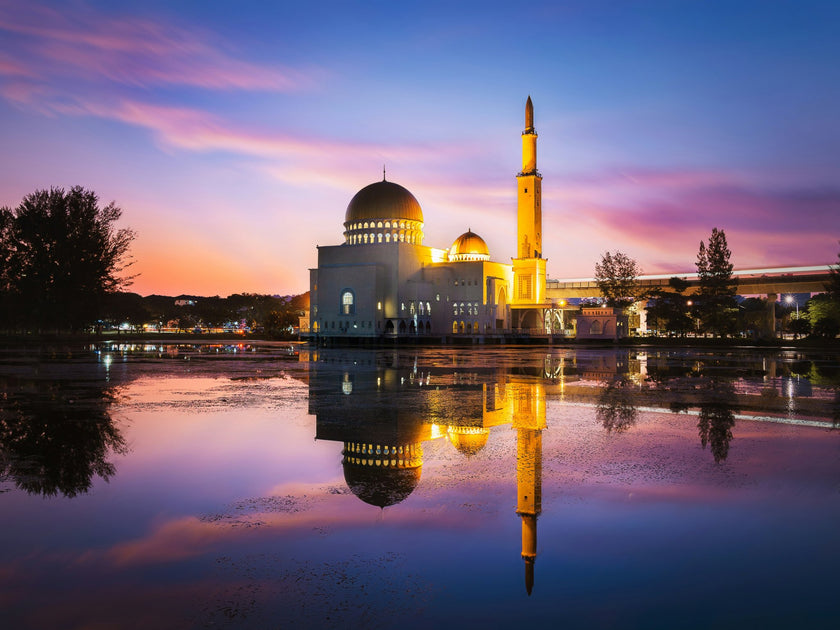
left=1, top=0, right=838, bottom=296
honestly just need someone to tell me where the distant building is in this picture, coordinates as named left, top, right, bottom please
left=575, top=307, right=629, bottom=340
left=308, top=98, right=550, bottom=339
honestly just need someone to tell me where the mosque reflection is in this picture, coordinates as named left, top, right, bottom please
left=308, top=348, right=550, bottom=594
left=305, top=346, right=840, bottom=593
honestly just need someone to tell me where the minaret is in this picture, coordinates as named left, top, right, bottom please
left=517, top=96, right=541, bottom=258
left=512, top=97, right=547, bottom=310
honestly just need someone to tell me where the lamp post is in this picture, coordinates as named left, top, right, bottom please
left=785, top=295, right=799, bottom=318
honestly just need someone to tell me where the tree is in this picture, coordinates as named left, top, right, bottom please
left=0, top=187, right=135, bottom=332
left=594, top=251, right=641, bottom=307
left=826, top=242, right=840, bottom=302
left=805, top=294, right=840, bottom=337
left=645, top=276, right=693, bottom=336
left=695, top=228, right=737, bottom=337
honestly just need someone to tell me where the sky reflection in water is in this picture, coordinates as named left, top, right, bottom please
left=1, top=343, right=839, bottom=629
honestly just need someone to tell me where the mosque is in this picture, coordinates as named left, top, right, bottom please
left=308, top=97, right=549, bottom=339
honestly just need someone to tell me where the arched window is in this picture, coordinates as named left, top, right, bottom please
left=385, top=233, right=391, bottom=242
left=590, top=320, right=602, bottom=335
left=452, top=321, right=458, bottom=334
left=418, top=302, right=424, bottom=316
left=426, top=302, right=431, bottom=314
left=410, top=302, right=416, bottom=315
left=341, top=290, right=355, bottom=315
left=385, top=221, right=390, bottom=228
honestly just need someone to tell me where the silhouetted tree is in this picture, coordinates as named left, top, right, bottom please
left=0, top=187, right=135, bottom=332
left=695, top=228, right=737, bottom=337
left=826, top=243, right=840, bottom=303
left=594, top=251, right=641, bottom=307
left=646, top=276, right=693, bottom=336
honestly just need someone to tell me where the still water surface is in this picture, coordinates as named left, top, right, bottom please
left=1, top=343, right=839, bottom=629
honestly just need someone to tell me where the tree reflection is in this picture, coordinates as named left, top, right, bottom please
left=697, top=380, right=737, bottom=463
left=596, top=377, right=638, bottom=433
left=0, top=377, right=126, bottom=497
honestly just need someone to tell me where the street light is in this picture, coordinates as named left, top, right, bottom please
left=785, top=295, right=799, bottom=318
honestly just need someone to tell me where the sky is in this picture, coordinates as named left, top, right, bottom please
left=0, top=0, right=838, bottom=297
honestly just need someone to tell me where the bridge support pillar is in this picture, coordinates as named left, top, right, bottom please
left=764, top=293, right=777, bottom=339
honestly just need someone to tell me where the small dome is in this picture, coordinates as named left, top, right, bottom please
left=450, top=230, right=490, bottom=261
left=345, top=180, right=423, bottom=225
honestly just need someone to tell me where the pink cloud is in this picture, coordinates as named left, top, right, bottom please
left=0, top=1, right=311, bottom=91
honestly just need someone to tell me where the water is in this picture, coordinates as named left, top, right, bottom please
left=1, top=343, right=839, bottom=629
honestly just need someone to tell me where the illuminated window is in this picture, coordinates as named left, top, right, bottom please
left=518, top=275, right=532, bottom=300
left=341, top=290, right=355, bottom=315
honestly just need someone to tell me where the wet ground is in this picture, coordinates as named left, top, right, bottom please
left=1, top=343, right=839, bottom=628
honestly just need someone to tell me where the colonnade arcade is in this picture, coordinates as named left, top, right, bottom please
left=344, top=219, right=424, bottom=246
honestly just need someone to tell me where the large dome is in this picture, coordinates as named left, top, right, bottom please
left=449, top=230, right=490, bottom=261
left=345, top=180, right=423, bottom=224
left=343, top=180, right=425, bottom=246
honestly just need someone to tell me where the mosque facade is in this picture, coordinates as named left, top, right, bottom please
left=309, top=97, right=550, bottom=339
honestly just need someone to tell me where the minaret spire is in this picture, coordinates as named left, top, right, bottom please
left=525, top=95, right=534, bottom=133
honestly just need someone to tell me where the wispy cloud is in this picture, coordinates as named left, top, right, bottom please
left=0, top=0, right=311, bottom=91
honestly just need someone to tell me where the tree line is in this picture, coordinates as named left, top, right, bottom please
left=595, top=228, right=840, bottom=339
left=0, top=187, right=306, bottom=337
left=101, top=291, right=308, bottom=337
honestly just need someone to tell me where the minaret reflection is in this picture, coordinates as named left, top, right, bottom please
left=510, top=378, right=546, bottom=595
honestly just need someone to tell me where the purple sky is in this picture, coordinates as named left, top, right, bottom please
left=1, top=0, right=838, bottom=296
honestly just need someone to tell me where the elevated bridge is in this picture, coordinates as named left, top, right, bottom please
left=546, top=265, right=833, bottom=300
